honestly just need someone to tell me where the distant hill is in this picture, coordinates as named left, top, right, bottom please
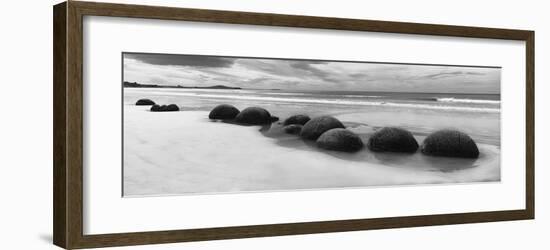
left=198, top=85, right=242, bottom=89
left=123, top=81, right=159, bottom=88
left=123, top=81, right=241, bottom=90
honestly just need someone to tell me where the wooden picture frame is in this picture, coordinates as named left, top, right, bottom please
left=53, top=1, right=534, bottom=249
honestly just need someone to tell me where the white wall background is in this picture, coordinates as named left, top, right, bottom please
left=0, top=0, right=547, bottom=249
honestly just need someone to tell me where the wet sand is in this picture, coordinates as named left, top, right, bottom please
left=123, top=104, right=500, bottom=197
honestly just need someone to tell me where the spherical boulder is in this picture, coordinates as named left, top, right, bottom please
left=150, top=105, right=162, bottom=112
left=234, top=107, right=274, bottom=125
left=135, top=99, right=155, bottom=105
left=165, top=104, right=180, bottom=112
left=367, top=127, right=419, bottom=153
left=150, top=104, right=179, bottom=112
left=208, top=104, right=240, bottom=120
left=316, top=128, right=364, bottom=152
left=300, top=116, right=345, bottom=140
left=421, top=129, right=479, bottom=158
left=283, top=124, right=303, bottom=134
left=283, top=115, right=311, bottom=126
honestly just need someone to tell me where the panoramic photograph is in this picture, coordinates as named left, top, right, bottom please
left=122, top=52, right=501, bottom=197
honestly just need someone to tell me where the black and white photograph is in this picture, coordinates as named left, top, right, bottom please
left=1, top=0, right=543, bottom=249
left=122, top=52, right=501, bottom=197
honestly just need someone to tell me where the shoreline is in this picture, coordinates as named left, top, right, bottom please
left=125, top=88, right=500, bottom=113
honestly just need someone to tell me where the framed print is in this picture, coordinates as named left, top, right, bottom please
left=53, top=1, right=534, bottom=249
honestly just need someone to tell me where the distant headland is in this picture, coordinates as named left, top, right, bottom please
left=123, top=81, right=242, bottom=90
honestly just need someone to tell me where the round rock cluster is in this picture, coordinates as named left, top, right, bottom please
left=282, top=115, right=310, bottom=135
left=135, top=98, right=179, bottom=112
left=292, top=116, right=362, bottom=152
left=150, top=104, right=179, bottom=112
left=205, top=104, right=480, bottom=158
left=208, top=105, right=278, bottom=125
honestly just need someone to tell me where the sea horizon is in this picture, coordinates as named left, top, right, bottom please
left=123, top=82, right=500, bottom=96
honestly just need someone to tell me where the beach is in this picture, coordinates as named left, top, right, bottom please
left=123, top=87, right=500, bottom=196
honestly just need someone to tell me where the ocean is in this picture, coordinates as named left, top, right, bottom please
left=125, top=88, right=500, bottom=144
left=130, top=88, right=499, bottom=112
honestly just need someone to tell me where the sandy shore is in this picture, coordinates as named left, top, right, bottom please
left=123, top=106, right=500, bottom=196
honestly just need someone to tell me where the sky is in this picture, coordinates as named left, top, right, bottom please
left=123, top=53, right=501, bottom=94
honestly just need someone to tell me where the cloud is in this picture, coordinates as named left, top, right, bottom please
left=124, top=53, right=235, bottom=68
left=290, top=61, right=330, bottom=79
left=421, top=70, right=487, bottom=79
left=349, top=73, right=369, bottom=78
left=123, top=53, right=500, bottom=93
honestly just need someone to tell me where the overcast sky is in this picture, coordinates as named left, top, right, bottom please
left=123, top=53, right=500, bottom=94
